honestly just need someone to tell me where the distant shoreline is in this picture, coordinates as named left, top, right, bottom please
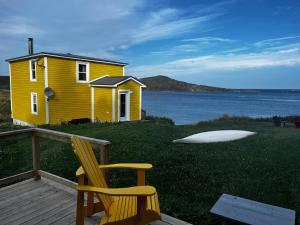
left=140, top=75, right=300, bottom=93
left=143, top=89, right=300, bottom=93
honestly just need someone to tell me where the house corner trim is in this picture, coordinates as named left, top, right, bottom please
left=9, top=63, right=13, bottom=118
left=44, top=57, right=49, bottom=124
left=91, top=87, right=95, bottom=122
left=139, top=86, right=142, bottom=120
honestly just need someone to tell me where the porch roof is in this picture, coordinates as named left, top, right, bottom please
left=90, top=76, right=146, bottom=87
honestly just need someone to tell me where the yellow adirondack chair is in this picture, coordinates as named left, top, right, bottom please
left=71, top=136, right=161, bottom=225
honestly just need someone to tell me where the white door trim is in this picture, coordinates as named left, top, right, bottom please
left=118, top=90, right=130, bottom=122
left=112, top=88, right=116, bottom=122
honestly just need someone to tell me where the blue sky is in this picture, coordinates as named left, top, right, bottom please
left=0, top=0, right=300, bottom=88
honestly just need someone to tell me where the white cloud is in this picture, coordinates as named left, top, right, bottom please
left=276, top=48, right=299, bottom=54
left=219, top=47, right=249, bottom=54
left=75, top=50, right=121, bottom=61
left=131, top=0, right=232, bottom=45
left=150, top=36, right=237, bottom=56
left=265, top=42, right=300, bottom=51
left=0, top=18, right=43, bottom=36
left=151, top=44, right=200, bottom=56
left=130, top=11, right=220, bottom=44
left=0, top=0, right=226, bottom=73
left=254, top=36, right=300, bottom=47
left=128, top=46, right=300, bottom=77
left=182, top=36, right=236, bottom=43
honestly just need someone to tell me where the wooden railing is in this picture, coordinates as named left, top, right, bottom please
left=0, top=128, right=111, bottom=187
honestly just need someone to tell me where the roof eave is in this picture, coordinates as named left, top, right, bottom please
left=6, top=53, right=128, bottom=66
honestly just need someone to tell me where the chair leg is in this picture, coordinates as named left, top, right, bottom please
left=86, top=180, right=94, bottom=216
left=137, top=196, right=147, bottom=222
left=76, top=190, right=85, bottom=225
left=77, top=174, right=85, bottom=225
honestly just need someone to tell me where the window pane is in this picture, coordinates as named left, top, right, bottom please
left=31, top=61, right=36, bottom=80
left=79, top=64, right=86, bottom=72
left=79, top=72, right=86, bottom=81
left=33, top=104, right=37, bottom=112
left=31, top=61, right=35, bottom=70
left=32, top=70, right=36, bottom=79
left=32, top=94, right=37, bottom=113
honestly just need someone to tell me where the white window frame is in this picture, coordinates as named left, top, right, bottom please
left=31, top=92, right=38, bottom=115
left=76, top=61, right=90, bottom=83
left=29, top=60, right=37, bottom=82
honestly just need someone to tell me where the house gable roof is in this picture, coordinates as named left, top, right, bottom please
left=90, top=76, right=146, bottom=87
left=6, top=52, right=127, bottom=66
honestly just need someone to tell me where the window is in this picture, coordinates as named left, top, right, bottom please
left=29, top=60, right=36, bottom=81
left=76, top=61, right=89, bottom=83
left=31, top=92, right=38, bottom=114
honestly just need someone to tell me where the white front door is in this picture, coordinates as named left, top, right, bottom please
left=119, top=91, right=130, bottom=121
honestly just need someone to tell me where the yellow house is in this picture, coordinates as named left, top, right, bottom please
left=6, top=39, right=145, bottom=126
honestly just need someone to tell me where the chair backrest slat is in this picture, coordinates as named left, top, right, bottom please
left=71, top=136, right=113, bottom=213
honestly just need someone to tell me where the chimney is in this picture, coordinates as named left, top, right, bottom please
left=28, top=38, right=33, bottom=55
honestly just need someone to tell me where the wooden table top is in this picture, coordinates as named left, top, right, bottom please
left=210, top=194, right=295, bottom=225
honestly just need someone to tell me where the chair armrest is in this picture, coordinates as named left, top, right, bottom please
left=76, top=163, right=153, bottom=176
left=77, top=185, right=156, bottom=196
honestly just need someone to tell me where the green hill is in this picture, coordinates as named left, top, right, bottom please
left=140, top=75, right=230, bottom=92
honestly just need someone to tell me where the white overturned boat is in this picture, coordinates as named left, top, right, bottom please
left=173, top=130, right=256, bottom=144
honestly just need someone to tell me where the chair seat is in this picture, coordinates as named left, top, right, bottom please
left=100, top=193, right=160, bottom=225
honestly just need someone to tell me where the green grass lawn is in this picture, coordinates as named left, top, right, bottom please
left=1, top=119, right=300, bottom=225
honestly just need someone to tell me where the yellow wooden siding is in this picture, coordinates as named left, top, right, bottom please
left=47, top=58, right=123, bottom=124
left=94, top=88, right=113, bottom=122
left=116, top=80, right=141, bottom=121
left=47, top=58, right=90, bottom=124
left=90, top=63, right=123, bottom=80
left=10, top=59, right=46, bottom=125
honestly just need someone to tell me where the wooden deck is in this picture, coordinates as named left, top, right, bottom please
left=0, top=177, right=191, bottom=225
left=0, top=128, right=192, bottom=225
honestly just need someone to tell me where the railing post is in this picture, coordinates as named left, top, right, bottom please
left=32, top=133, right=41, bottom=180
left=100, top=144, right=110, bottom=183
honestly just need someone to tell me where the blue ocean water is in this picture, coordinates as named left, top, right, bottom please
left=142, top=90, right=300, bottom=125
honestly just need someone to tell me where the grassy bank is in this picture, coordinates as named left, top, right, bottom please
left=0, top=90, right=11, bottom=123
left=1, top=118, right=300, bottom=225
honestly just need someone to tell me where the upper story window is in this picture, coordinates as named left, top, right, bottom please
left=31, top=92, right=38, bottom=115
left=29, top=60, right=37, bottom=81
left=76, top=61, right=89, bottom=83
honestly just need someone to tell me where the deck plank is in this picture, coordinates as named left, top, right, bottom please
left=2, top=191, right=72, bottom=224
left=0, top=178, right=42, bottom=200
left=0, top=187, right=61, bottom=217
left=0, top=185, right=54, bottom=209
left=0, top=178, right=191, bottom=225
left=21, top=201, right=76, bottom=225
